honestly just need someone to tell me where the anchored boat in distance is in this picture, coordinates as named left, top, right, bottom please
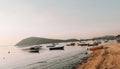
left=28, top=46, right=42, bottom=53
left=49, top=46, right=64, bottom=50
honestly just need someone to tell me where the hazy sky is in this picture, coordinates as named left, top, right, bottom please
left=0, top=0, right=120, bottom=45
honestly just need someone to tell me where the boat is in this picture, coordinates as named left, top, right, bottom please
left=88, top=43, right=99, bottom=46
left=49, top=46, right=64, bottom=50
left=78, top=43, right=89, bottom=46
left=88, top=46, right=104, bottom=51
left=66, top=43, right=75, bottom=46
left=28, top=46, right=41, bottom=53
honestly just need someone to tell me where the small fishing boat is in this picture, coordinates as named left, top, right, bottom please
left=29, top=46, right=41, bottom=53
left=49, top=46, right=64, bottom=50
left=66, top=43, right=75, bottom=46
left=88, top=43, right=99, bottom=46
left=78, top=43, right=89, bottom=46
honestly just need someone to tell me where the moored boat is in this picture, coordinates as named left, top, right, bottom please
left=49, top=46, right=64, bottom=50
left=78, top=43, right=89, bottom=46
left=66, top=43, right=75, bottom=46
left=28, top=46, right=41, bottom=53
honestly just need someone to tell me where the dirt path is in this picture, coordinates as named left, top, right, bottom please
left=77, top=44, right=120, bottom=69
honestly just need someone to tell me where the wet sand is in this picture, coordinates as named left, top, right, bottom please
left=77, top=44, right=120, bottom=69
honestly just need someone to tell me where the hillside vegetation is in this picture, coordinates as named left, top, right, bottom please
left=15, top=37, right=79, bottom=46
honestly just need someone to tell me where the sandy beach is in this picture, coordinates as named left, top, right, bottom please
left=77, top=44, right=120, bottom=69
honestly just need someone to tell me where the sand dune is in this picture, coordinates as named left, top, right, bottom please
left=77, top=44, right=120, bottom=69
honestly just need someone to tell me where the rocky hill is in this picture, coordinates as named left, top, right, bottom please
left=15, top=37, right=79, bottom=46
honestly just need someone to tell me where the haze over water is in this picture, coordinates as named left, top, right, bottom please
left=0, top=0, right=120, bottom=45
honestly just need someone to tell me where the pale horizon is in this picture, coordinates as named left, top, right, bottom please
left=0, top=0, right=120, bottom=45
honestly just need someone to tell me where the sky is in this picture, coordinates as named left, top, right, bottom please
left=0, top=0, right=120, bottom=45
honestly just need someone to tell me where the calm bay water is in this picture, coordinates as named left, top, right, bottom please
left=0, top=43, right=88, bottom=69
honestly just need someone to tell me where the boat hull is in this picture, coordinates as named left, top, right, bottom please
left=29, top=47, right=40, bottom=53
left=49, top=46, right=64, bottom=50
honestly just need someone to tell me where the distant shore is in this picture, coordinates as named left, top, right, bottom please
left=77, top=44, right=120, bottom=69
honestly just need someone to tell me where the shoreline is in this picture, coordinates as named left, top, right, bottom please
left=76, top=44, right=120, bottom=69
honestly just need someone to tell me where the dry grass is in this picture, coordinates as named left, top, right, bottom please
left=77, top=44, right=120, bottom=69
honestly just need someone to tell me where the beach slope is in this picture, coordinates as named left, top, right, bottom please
left=77, top=44, right=120, bottom=69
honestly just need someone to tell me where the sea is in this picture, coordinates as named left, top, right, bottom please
left=0, top=43, right=89, bottom=69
